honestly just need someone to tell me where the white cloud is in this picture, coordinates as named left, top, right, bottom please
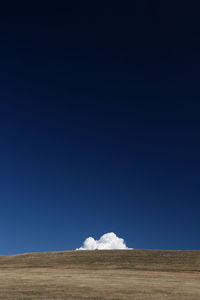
left=76, top=232, right=132, bottom=250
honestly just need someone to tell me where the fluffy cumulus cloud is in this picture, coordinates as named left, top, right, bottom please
left=76, top=232, right=132, bottom=250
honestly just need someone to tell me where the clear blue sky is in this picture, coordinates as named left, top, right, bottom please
left=0, top=2, right=200, bottom=254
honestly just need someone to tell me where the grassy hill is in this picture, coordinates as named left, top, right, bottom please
left=0, top=250, right=200, bottom=299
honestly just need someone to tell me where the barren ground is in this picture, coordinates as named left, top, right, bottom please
left=0, top=249, right=200, bottom=299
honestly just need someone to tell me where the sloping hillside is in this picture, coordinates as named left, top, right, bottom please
left=0, top=250, right=200, bottom=299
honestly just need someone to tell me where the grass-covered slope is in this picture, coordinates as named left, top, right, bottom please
left=0, top=250, right=200, bottom=299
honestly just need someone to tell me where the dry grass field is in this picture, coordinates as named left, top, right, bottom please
left=0, top=249, right=200, bottom=299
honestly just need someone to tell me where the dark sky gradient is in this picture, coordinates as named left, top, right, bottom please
left=0, top=2, right=200, bottom=254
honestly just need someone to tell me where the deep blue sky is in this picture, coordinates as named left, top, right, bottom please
left=0, top=2, right=200, bottom=254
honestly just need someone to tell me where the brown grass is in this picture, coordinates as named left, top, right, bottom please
left=0, top=250, right=200, bottom=299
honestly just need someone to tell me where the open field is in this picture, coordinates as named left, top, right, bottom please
left=0, top=250, right=200, bottom=299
